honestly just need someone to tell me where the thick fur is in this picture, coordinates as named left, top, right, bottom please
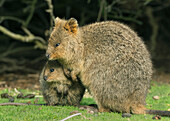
left=46, top=18, right=152, bottom=114
left=39, top=61, right=85, bottom=106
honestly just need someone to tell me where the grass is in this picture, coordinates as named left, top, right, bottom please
left=0, top=82, right=170, bottom=121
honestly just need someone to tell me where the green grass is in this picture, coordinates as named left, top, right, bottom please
left=0, top=82, right=170, bottom=121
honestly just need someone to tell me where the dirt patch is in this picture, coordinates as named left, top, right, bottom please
left=0, top=73, right=40, bottom=90
left=153, top=72, right=170, bottom=84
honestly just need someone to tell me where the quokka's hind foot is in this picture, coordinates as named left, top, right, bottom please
left=130, top=104, right=146, bottom=114
left=98, top=104, right=111, bottom=112
left=99, top=107, right=111, bottom=112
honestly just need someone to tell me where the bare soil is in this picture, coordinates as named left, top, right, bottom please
left=0, top=73, right=40, bottom=90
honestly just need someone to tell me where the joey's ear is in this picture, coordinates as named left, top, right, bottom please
left=64, top=18, right=78, bottom=34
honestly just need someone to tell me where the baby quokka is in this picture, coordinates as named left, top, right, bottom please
left=39, top=61, right=85, bottom=106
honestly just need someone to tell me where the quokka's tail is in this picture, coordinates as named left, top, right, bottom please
left=145, top=109, right=170, bottom=117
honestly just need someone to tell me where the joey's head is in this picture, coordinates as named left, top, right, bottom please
left=42, top=61, right=85, bottom=106
left=46, top=17, right=83, bottom=64
left=43, top=61, right=72, bottom=94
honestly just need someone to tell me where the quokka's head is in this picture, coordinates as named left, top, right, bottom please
left=43, top=61, right=72, bottom=94
left=46, top=17, right=82, bottom=63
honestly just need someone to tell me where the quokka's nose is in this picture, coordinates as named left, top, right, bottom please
left=43, top=76, right=47, bottom=81
left=45, top=53, right=50, bottom=59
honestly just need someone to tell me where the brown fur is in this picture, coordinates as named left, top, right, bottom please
left=39, top=61, right=85, bottom=106
left=46, top=17, right=152, bottom=114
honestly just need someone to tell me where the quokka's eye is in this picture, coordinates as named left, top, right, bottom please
left=50, top=69, right=54, bottom=72
left=55, top=43, right=60, bottom=47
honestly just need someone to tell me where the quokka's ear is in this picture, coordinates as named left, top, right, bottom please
left=64, top=18, right=78, bottom=34
left=55, top=17, right=61, bottom=25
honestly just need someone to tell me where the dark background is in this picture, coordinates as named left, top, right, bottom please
left=0, top=0, right=170, bottom=86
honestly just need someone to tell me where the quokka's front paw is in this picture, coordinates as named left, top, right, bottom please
left=63, top=68, right=71, bottom=78
left=71, top=71, right=78, bottom=81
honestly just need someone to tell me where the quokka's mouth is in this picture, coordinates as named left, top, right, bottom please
left=48, top=56, right=56, bottom=60
left=49, top=54, right=60, bottom=60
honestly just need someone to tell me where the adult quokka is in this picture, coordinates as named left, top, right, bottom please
left=46, top=17, right=170, bottom=116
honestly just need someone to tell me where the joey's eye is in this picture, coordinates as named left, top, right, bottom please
left=50, top=69, right=54, bottom=72
left=55, top=43, right=60, bottom=47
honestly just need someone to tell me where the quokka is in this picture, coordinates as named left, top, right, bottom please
left=45, top=17, right=170, bottom=116
left=39, top=61, right=85, bottom=106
